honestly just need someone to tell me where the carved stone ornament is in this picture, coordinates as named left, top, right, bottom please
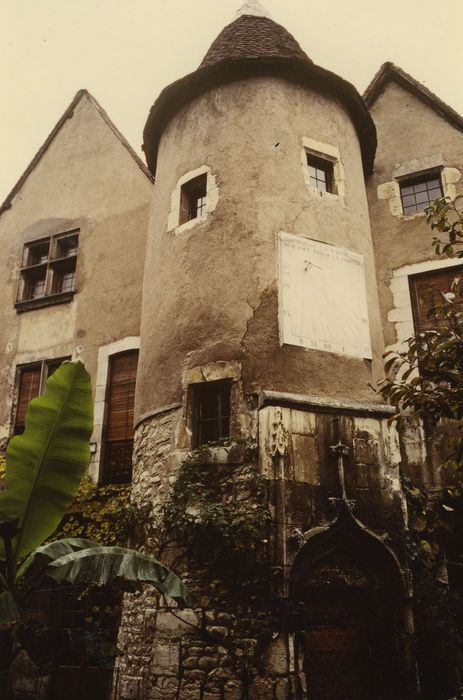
left=270, top=407, right=289, bottom=457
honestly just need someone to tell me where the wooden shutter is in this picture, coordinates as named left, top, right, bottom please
left=103, top=351, right=138, bottom=483
left=15, top=366, right=41, bottom=433
left=106, top=352, right=138, bottom=442
left=409, top=266, right=463, bottom=333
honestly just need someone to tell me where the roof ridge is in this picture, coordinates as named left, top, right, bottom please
left=364, top=62, right=463, bottom=134
left=0, top=90, right=153, bottom=217
left=84, top=91, right=154, bottom=182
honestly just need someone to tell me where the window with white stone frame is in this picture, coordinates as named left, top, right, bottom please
left=90, top=337, right=140, bottom=483
left=387, top=258, right=463, bottom=355
left=399, top=173, right=443, bottom=216
left=301, top=137, right=346, bottom=198
left=167, top=165, right=219, bottom=233
left=377, top=155, right=461, bottom=220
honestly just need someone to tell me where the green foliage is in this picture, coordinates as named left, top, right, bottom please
left=0, top=361, right=93, bottom=560
left=426, top=193, right=463, bottom=258
left=380, top=194, right=463, bottom=693
left=57, top=476, right=149, bottom=547
left=160, top=456, right=271, bottom=593
left=45, top=546, right=196, bottom=607
left=0, top=361, right=193, bottom=694
left=380, top=194, right=463, bottom=484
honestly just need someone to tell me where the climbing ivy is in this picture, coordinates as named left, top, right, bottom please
left=159, top=454, right=272, bottom=593
left=56, top=475, right=150, bottom=547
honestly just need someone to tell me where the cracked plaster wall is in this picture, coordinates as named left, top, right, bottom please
left=136, top=75, right=385, bottom=421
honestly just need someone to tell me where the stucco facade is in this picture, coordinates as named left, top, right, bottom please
left=0, top=91, right=153, bottom=481
left=2, top=4, right=463, bottom=700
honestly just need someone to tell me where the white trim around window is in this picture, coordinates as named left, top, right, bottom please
left=89, top=336, right=140, bottom=482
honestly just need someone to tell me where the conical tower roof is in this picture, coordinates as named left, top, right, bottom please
left=199, top=4, right=312, bottom=69
left=143, top=5, right=376, bottom=176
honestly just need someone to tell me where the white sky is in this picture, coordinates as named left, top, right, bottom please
left=1, top=0, right=462, bottom=204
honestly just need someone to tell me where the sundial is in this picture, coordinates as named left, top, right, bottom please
left=278, top=232, right=372, bottom=359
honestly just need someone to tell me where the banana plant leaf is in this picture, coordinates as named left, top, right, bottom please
left=16, top=538, right=100, bottom=584
left=0, top=591, right=20, bottom=630
left=44, top=546, right=196, bottom=608
left=0, top=362, right=93, bottom=561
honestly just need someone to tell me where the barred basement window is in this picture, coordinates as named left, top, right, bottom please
left=179, top=174, right=207, bottom=225
left=14, top=358, right=69, bottom=434
left=409, top=265, right=463, bottom=333
left=306, top=153, right=334, bottom=193
left=102, top=350, right=139, bottom=484
left=400, top=174, right=443, bottom=215
left=16, top=230, right=79, bottom=311
left=192, top=380, right=231, bottom=447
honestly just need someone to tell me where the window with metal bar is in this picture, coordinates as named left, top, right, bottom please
left=400, top=174, right=443, bottom=215
left=192, top=380, right=231, bottom=447
left=102, top=351, right=139, bottom=484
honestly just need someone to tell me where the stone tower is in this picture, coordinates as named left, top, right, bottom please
left=118, top=4, right=418, bottom=698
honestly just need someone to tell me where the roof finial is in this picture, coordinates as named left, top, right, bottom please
left=234, top=1, right=272, bottom=20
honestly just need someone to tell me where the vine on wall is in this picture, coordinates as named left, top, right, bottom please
left=158, top=453, right=272, bottom=597
left=56, top=475, right=150, bottom=547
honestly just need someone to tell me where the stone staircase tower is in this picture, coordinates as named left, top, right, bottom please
left=116, top=4, right=418, bottom=698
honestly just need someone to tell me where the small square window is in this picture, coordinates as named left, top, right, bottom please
left=399, top=174, right=443, bottom=215
left=306, top=154, right=334, bottom=193
left=180, top=174, right=207, bottom=225
left=191, top=380, right=231, bottom=447
left=26, top=239, right=50, bottom=266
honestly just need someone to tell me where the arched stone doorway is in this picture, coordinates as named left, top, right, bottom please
left=290, top=505, right=408, bottom=700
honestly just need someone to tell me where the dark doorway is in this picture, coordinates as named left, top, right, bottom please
left=298, top=588, right=398, bottom=700
left=290, top=524, right=404, bottom=700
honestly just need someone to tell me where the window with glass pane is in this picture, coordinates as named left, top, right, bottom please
left=400, top=174, right=443, bottom=215
left=409, top=265, right=463, bottom=333
left=14, top=358, right=69, bottom=434
left=306, top=153, right=334, bottom=193
left=17, top=230, right=79, bottom=307
left=27, top=274, right=47, bottom=299
left=102, top=351, right=139, bottom=484
left=180, top=174, right=207, bottom=224
left=192, top=380, right=231, bottom=447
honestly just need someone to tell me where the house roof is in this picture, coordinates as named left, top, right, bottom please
left=199, top=13, right=312, bottom=69
left=364, top=62, right=463, bottom=134
left=143, top=10, right=376, bottom=177
left=0, top=90, right=153, bottom=217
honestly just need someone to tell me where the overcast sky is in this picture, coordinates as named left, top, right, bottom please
left=1, top=0, right=462, bottom=205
